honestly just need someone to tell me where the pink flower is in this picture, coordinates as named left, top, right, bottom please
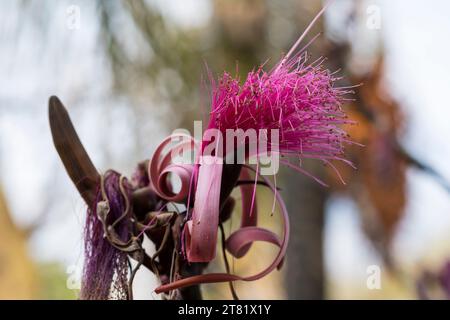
left=153, top=3, right=355, bottom=294
left=207, top=53, right=353, bottom=172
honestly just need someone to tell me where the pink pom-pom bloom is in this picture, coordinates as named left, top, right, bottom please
left=207, top=54, right=353, bottom=173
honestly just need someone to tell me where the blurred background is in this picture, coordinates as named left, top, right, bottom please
left=1, top=0, right=450, bottom=299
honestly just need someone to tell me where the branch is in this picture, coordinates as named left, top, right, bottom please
left=48, top=96, right=100, bottom=205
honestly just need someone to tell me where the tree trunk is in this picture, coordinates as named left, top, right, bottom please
left=283, top=168, right=327, bottom=299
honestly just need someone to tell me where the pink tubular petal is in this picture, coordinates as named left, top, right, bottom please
left=155, top=165, right=290, bottom=294
left=226, top=226, right=281, bottom=259
left=237, top=165, right=289, bottom=281
left=186, top=155, right=223, bottom=262
left=149, top=134, right=199, bottom=202
left=226, top=169, right=258, bottom=258
left=158, top=274, right=242, bottom=292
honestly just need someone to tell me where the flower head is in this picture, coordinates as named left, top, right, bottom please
left=154, top=7, right=356, bottom=295
left=208, top=54, right=352, bottom=168
left=152, top=2, right=355, bottom=296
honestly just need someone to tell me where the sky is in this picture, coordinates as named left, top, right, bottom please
left=0, top=0, right=449, bottom=297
